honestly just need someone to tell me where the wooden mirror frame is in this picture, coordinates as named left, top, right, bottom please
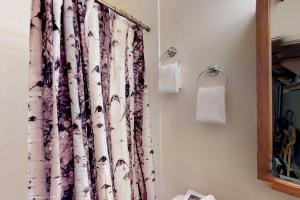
left=257, top=0, right=300, bottom=197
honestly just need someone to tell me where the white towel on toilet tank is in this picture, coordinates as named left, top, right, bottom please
left=171, top=194, right=184, bottom=200
left=172, top=194, right=216, bottom=200
left=158, top=62, right=181, bottom=93
left=196, top=85, right=226, bottom=124
left=202, top=195, right=216, bottom=200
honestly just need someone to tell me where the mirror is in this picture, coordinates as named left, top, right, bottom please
left=257, top=0, right=300, bottom=197
left=271, top=0, right=300, bottom=184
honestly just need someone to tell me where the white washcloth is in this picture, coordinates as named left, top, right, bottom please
left=196, top=85, right=226, bottom=124
left=159, top=62, right=182, bottom=93
left=202, top=195, right=216, bottom=200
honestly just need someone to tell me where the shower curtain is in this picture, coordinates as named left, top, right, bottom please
left=28, top=0, right=156, bottom=199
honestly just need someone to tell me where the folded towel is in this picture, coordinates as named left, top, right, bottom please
left=172, top=194, right=184, bottom=200
left=202, top=195, right=216, bottom=200
left=196, top=85, right=226, bottom=124
left=159, top=62, right=182, bottom=93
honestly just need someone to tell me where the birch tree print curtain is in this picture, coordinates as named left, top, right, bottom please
left=28, top=0, right=156, bottom=199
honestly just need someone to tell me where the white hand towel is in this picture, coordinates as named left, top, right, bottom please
left=196, top=85, right=226, bottom=124
left=202, top=195, right=216, bottom=200
left=159, top=62, right=182, bottom=93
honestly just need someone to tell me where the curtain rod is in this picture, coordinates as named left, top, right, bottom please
left=95, top=0, right=151, bottom=32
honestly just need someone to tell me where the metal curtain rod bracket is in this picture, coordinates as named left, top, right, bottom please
left=95, top=0, right=151, bottom=32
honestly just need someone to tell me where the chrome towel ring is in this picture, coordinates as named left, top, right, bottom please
left=160, top=47, right=181, bottom=67
left=197, top=64, right=228, bottom=87
left=167, top=47, right=178, bottom=57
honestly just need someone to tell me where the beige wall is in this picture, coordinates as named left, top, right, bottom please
left=2, top=0, right=300, bottom=200
left=159, top=0, right=298, bottom=200
left=0, top=0, right=31, bottom=199
left=0, top=0, right=159, bottom=199
left=271, top=0, right=300, bottom=38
